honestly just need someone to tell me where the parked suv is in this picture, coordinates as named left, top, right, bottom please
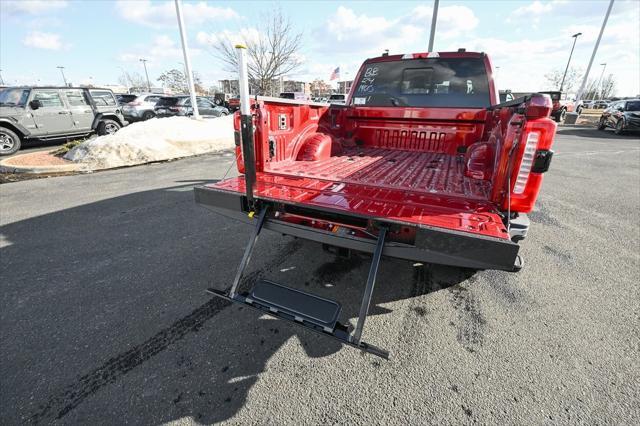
left=154, top=96, right=229, bottom=118
left=121, top=93, right=163, bottom=121
left=0, top=86, right=126, bottom=156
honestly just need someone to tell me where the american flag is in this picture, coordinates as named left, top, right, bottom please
left=330, top=67, right=340, bottom=81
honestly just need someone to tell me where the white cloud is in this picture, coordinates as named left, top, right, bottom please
left=411, top=5, right=479, bottom=38
left=512, top=1, right=554, bottom=17
left=316, top=5, right=478, bottom=56
left=22, top=31, right=66, bottom=50
left=118, top=36, right=202, bottom=69
left=196, top=28, right=261, bottom=47
left=115, top=0, right=239, bottom=28
left=4, top=0, right=67, bottom=15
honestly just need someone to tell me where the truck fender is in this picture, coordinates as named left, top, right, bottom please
left=0, top=118, right=30, bottom=138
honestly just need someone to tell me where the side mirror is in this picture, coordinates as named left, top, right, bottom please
left=29, top=100, right=42, bottom=110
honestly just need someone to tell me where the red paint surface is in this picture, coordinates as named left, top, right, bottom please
left=213, top=52, right=557, bottom=240
left=209, top=174, right=509, bottom=239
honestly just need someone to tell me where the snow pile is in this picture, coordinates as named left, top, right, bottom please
left=65, top=115, right=234, bottom=170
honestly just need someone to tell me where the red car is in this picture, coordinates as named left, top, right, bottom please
left=196, top=51, right=557, bottom=357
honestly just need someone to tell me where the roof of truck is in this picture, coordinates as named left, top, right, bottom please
left=365, top=50, right=485, bottom=63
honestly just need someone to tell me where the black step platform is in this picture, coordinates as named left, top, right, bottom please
left=249, top=280, right=341, bottom=333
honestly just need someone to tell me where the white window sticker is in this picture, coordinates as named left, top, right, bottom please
left=353, top=97, right=367, bottom=105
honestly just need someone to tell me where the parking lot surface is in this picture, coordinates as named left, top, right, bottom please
left=1, top=128, right=639, bottom=425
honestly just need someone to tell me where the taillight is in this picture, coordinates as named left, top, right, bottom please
left=503, top=118, right=557, bottom=213
left=512, top=132, right=539, bottom=194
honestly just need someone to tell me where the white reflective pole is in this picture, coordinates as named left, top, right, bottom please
left=174, top=0, right=199, bottom=119
left=237, top=44, right=250, bottom=115
left=575, top=0, right=614, bottom=102
left=428, top=0, right=439, bottom=52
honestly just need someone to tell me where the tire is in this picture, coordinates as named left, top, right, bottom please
left=97, top=119, right=121, bottom=136
left=614, top=119, right=625, bottom=135
left=558, top=108, right=567, bottom=123
left=0, top=127, right=22, bottom=156
left=576, top=106, right=583, bottom=115
left=597, top=118, right=606, bottom=130
left=142, top=111, right=155, bottom=121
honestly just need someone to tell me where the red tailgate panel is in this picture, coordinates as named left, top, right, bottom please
left=208, top=174, right=510, bottom=240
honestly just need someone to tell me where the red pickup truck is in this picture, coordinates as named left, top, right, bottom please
left=539, top=91, right=576, bottom=122
left=196, top=51, right=556, bottom=357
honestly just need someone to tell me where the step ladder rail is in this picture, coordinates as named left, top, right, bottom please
left=228, top=207, right=268, bottom=298
left=351, top=226, right=387, bottom=346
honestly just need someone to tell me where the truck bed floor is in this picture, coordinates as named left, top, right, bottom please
left=266, top=148, right=490, bottom=200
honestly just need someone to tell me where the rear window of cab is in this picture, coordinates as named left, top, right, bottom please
left=351, top=57, right=491, bottom=108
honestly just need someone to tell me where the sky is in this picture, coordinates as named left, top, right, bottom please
left=1, top=0, right=638, bottom=96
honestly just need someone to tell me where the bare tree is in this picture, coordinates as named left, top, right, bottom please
left=544, top=67, right=581, bottom=93
left=210, top=9, right=303, bottom=94
left=581, top=74, right=617, bottom=100
left=118, top=71, right=147, bottom=92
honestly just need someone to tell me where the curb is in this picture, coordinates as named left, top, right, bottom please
left=0, top=158, right=81, bottom=174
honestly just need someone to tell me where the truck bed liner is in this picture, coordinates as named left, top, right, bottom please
left=266, top=148, right=490, bottom=200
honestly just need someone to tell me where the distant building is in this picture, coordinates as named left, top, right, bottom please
left=219, top=79, right=240, bottom=96
left=338, top=80, right=353, bottom=94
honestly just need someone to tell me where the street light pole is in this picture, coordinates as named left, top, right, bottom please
left=139, top=58, right=151, bottom=92
left=428, top=0, right=439, bottom=52
left=57, top=66, right=68, bottom=87
left=575, top=0, right=615, bottom=102
left=594, top=63, right=607, bottom=100
left=559, top=32, right=582, bottom=92
left=174, top=0, right=199, bottom=119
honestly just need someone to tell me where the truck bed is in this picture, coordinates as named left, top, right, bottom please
left=266, top=147, right=491, bottom=200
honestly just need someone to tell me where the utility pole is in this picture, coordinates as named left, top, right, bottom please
left=575, top=0, right=614, bottom=102
left=559, top=32, right=582, bottom=92
left=594, top=63, right=607, bottom=100
left=428, top=0, right=439, bottom=52
left=174, top=0, right=199, bottom=118
left=57, top=66, right=68, bottom=87
left=139, top=58, right=151, bottom=92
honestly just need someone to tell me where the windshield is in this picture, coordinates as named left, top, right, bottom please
left=541, top=92, right=561, bottom=101
left=351, top=57, right=490, bottom=108
left=0, top=88, right=30, bottom=107
left=155, top=97, right=180, bottom=106
left=626, top=101, right=640, bottom=111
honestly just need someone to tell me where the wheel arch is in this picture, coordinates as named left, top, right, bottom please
left=0, top=120, right=29, bottom=139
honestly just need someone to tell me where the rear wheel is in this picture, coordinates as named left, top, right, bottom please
left=142, top=111, right=155, bottom=120
left=0, top=127, right=21, bottom=156
left=614, top=119, right=625, bottom=135
left=597, top=118, right=606, bottom=130
left=558, top=108, right=567, bottom=123
left=97, top=119, right=121, bottom=136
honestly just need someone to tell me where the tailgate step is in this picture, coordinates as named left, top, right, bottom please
left=206, top=206, right=390, bottom=359
left=250, top=279, right=341, bottom=332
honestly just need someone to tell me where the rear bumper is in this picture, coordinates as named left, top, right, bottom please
left=194, top=185, right=522, bottom=272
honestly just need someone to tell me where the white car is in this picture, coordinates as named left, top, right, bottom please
left=121, top=93, right=163, bottom=121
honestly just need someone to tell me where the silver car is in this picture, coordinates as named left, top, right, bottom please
left=121, top=93, right=163, bottom=121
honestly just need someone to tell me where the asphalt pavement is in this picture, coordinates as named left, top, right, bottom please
left=1, top=128, right=639, bottom=425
